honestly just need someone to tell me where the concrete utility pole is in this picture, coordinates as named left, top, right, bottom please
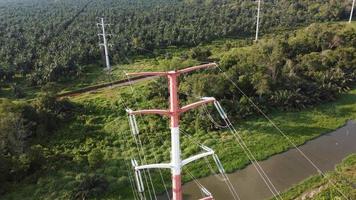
left=126, top=63, right=219, bottom=200
left=350, top=0, right=355, bottom=23
left=255, top=0, right=261, bottom=41
left=97, top=18, right=111, bottom=70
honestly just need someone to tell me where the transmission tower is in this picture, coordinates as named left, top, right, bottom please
left=97, top=17, right=112, bottom=70
left=350, top=0, right=355, bottom=23
left=255, top=0, right=261, bottom=41
left=126, top=63, right=229, bottom=200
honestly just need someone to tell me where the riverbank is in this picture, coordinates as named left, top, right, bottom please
left=181, top=120, right=356, bottom=199
left=272, top=154, right=356, bottom=200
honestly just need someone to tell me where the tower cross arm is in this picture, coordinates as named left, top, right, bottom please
left=128, top=109, right=170, bottom=116
left=182, top=151, right=215, bottom=166
left=177, top=63, right=217, bottom=74
left=126, top=71, right=168, bottom=77
left=180, top=97, right=216, bottom=114
left=126, top=62, right=217, bottom=78
left=135, top=163, right=172, bottom=170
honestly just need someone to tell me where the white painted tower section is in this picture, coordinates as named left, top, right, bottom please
left=350, top=0, right=355, bottom=23
left=255, top=0, right=261, bottom=41
left=98, top=18, right=111, bottom=70
left=171, top=127, right=181, bottom=175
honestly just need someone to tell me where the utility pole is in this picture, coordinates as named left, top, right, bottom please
left=350, top=0, right=355, bottom=23
left=97, top=17, right=111, bottom=70
left=126, top=63, right=221, bottom=200
left=255, top=0, right=261, bottom=42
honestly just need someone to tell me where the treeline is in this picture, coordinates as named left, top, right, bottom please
left=147, top=23, right=356, bottom=124
left=0, top=0, right=354, bottom=87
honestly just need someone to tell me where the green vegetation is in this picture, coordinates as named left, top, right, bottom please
left=2, top=76, right=356, bottom=199
left=0, top=93, right=75, bottom=196
left=1, top=21, right=356, bottom=199
left=272, top=154, right=356, bottom=200
left=0, top=0, right=356, bottom=199
left=160, top=23, right=356, bottom=118
left=0, top=0, right=354, bottom=90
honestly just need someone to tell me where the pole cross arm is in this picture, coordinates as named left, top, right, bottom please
left=180, top=97, right=216, bottom=113
left=126, top=97, right=216, bottom=116
left=177, top=63, right=217, bottom=74
left=127, top=109, right=170, bottom=116
left=126, top=71, right=168, bottom=77
left=135, top=163, right=172, bottom=170
left=182, top=146, right=214, bottom=166
left=125, top=63, right=217, bottom=78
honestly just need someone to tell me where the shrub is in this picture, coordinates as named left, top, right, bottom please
left=87, top=149, right=104, bottom=169
left=0, top=103, right=31, bottom=155
left=189, top=47, right=212, bottom=61
left=11, top=83, right=25, bottom=98
left=72, top=174, right=109, bottom=200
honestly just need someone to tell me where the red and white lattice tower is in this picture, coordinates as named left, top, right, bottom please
left=126, top=63, right=219, bottom=200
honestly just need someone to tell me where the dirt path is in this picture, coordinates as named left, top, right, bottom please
left=57, top=75, right=156, bottom=98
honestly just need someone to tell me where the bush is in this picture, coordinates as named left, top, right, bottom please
left=11, top=83, right=25, bottom=98
left=33, top=92, right=76, bottom=136
left=189, top=47, right=212, bottom=61
left=0, top=96, right=75, bottom=190
left=87, top=149, right=104, bottom=169
left=0, top=102, right=31, bottom=155
left=72, top=174, right=109, bottom=200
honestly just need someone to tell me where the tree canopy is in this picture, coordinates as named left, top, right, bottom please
left=0, top=0, right=353, bottom=86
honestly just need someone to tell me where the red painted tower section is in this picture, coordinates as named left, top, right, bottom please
left=127, top=63, right=217, bottom=200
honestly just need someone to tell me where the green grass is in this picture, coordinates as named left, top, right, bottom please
left=271, top=154, right=356, bottom=200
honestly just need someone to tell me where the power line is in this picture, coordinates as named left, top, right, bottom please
left=216, top=65, right=350, bottom=200
left=180, top=129, right=240, bottom=200
left=180, top=95, right=282, bottom=200
left=124, top=75, right=171, bottom=200
left=178, top=86, right=282, bottom=199
left=117, top=96, right=154, bottom=200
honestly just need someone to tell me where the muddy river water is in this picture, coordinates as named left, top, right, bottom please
left=158, top=120, right=356, bottom=200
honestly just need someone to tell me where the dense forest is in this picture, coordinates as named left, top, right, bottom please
left=0, top=0, right=353, bottom=87
left=146, top=23, right=356, bottom=123
left=0, top=0, right=356, bottom=199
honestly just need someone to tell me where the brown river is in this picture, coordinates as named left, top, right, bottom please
left=159, top=120, right=356, bottom=200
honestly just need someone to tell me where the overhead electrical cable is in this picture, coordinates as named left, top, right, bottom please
left=216, top=65, right=350, bottom=200
left=179, top=129, right=241, bottom=200
left=122, top=134, right=143, bottom=200
left=117, top=95, right=154, bottom=200
left=178, top=86, right=281, bottom=200
left=124, top=72, right=173, bottom=200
